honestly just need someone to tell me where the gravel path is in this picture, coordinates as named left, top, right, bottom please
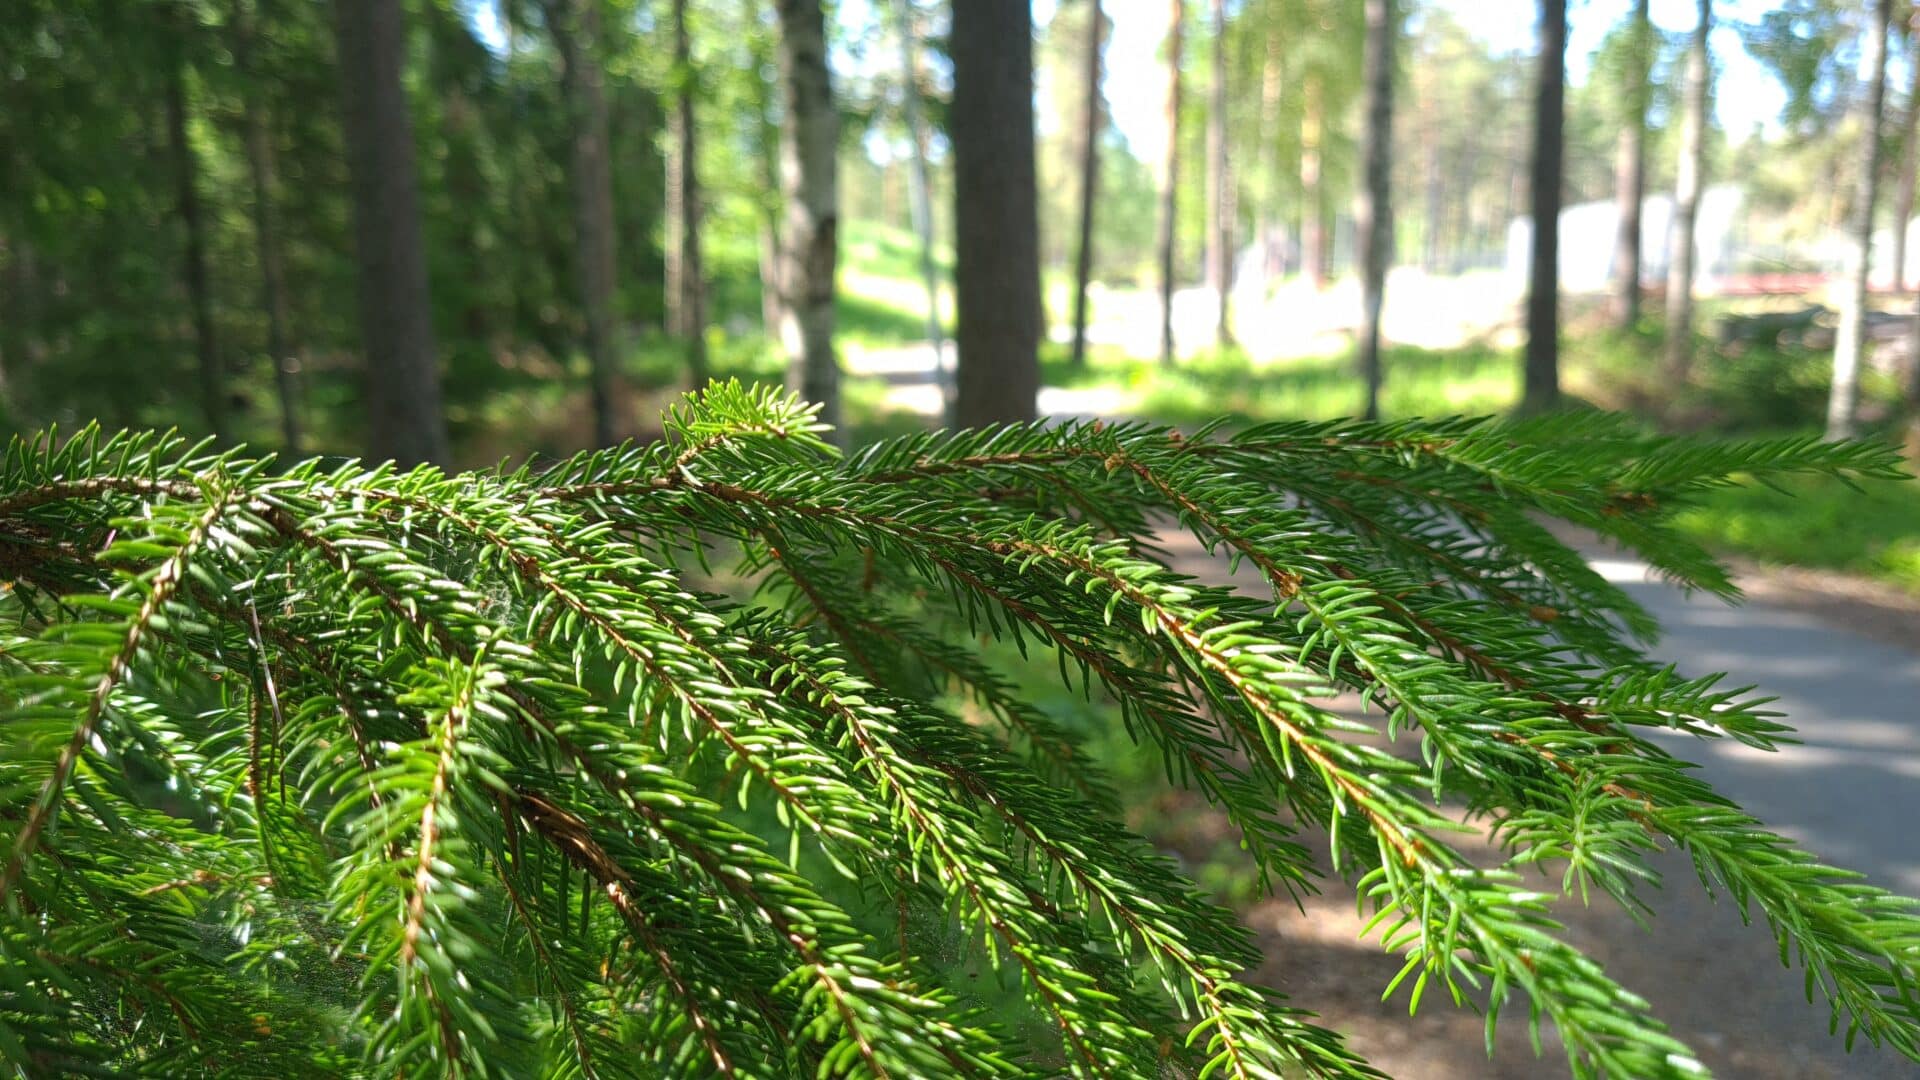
left=845, top=341, right=1920, bottom=1075
left=1154, top=530, right=1920, bottom=1079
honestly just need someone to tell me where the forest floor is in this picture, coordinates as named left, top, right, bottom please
left=1151, top=528, right=1920, bottom=1079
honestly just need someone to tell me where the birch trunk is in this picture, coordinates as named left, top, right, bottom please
left=1831, top=0, right=1895, bottom=440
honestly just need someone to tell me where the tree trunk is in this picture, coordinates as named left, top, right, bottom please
left=0, top=237, right=31, bottom=414
left=1663, top=0, right=1710, bottom=380
left=670, top=0, right=708, bottom=388
left=774, top=0, right=842, bottom=437
left=1611, top=0, right=1651, bottom=329
left=1207, top=0, right=1233, bottom=346
left=244, top=91, right=300, bottom=455
left=895, top=0, right=950, bottom=408
left=1832, top=0, right=1895, bottom=441
left=665, top=18, right=686, bottom=340
left=1301, top=76, right=1327, bottom=289
left=1894, top=4, right=1920, bottom=294
left=333, top=0, right=448, bottom=466
left=547, top=0, right=625, bottom=446
left=759, top=225, right=784, bottom=339
left=1522, top=0, right=1566, bottom=413
left=951, top=0, right=1041, bottom=425
left=1157, top=0, right=1185, bottom=367
left=1069, top=0, right=1104, bottom=371
left=1422, top=112, right=1443, bottom=273
left=1906, top=7, right=1920, bottom=459
left=752, top=0, right=785, bottom=339
left=1357, top=0, right=1394, bottom=421
left=165, top=55, right=225, bottom=443
left=1259, top=19, right=1284, bottom=282
left=234, top=0, right=300, bottom=454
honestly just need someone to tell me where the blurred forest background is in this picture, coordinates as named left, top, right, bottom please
left=10, top=0, right=1920, bottom=586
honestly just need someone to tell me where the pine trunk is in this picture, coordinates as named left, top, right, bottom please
left=1301, top=76, right=1327, bottom=289
left=1832, top=0, right=1895, bottom=441
left=1069, top=0, right=1104, bottom=371
left=665, top=11, right=687, bottom=335
left=439, top=83, right=495, bottom=350
left=752, top=1, right=785, bottom=339
left=0, top=237, right=30, bottom=411
left=1207, top=0, right=1232, bottom=346
left=1663, top=0, right=1709, bottom=380
left=234, top=1, right=299, bottom=454
left=547, top=0, right=625, bottom=446
left=1157, top=0, right=1185, bottom=366
left=1422, top=115, right=1442, bottom=272
left=1259, top=19, right=1284, bottom=281
left=669, top=0, right=708, bottom=388
left=333, top=0, right=448, bottom=466
left=243, top=99, right=299, bottom=454
left=1357, top=0, right=1394, bottom=421
left=1522, top=0, right=1566, bottom=413
left=759, top=225, right=784, bottom=339
left=951, top=0, right=1041, bottom=425
left=774, top=0, right=842, bottom=438
left=1611, top=0, right=1650, bottom=329
left=165, top=57, right=225, bottom=444
left=1894, top=4, right=1920, bottom=294
left=895, top=0, right=949, bottom=407
left=1906, top=6, right=1920, bottom=460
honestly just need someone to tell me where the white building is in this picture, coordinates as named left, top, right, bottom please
left=1505, top=185, right=1745, bottom=294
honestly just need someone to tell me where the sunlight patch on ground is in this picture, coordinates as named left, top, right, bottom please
left=1589, top=557, right=1656, bottom=584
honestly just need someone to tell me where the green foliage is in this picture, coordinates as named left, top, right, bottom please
left=1740, top=0, right=1860, bottom=135
left=4, top=386, right=1920, bottom=1077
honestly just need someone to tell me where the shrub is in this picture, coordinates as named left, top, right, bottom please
left=2, top=384, right=1917, bottom=1078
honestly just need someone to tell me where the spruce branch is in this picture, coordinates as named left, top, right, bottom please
left=0, top=394, right=1915, bottom=1078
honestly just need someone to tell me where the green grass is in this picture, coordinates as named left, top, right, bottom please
left=1043, top=341, right=1521, bottom=424
left=1040, top=318, right=1920, bottom=600
left=1673, top=474, right=1920, bottom=595
left=686, top=219, right=1920, bottom=598
left=689, top=218, right=956, bottom=351
left=1559, top=321, right=1920, bottom=596
left=837, top=219, right=954, bottom=348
